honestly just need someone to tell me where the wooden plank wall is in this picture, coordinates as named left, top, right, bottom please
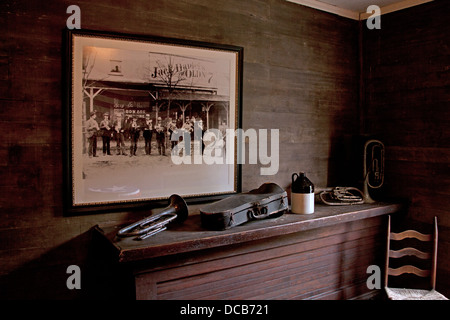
left=0, top=0, right=358, bottom=299
left=133, top=217, right=386, bottom=300
left=362, top=0, right=450, bottom=296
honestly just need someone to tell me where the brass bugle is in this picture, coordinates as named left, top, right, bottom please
left=117, top=194, right=188, bottom=240
left=363, top=139, right=384, bottom=203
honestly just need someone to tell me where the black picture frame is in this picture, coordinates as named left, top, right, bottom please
left=63, top=29, right=243, bottom=215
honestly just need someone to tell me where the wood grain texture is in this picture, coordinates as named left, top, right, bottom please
left=389, top=248, right=431, bottom=259
left=129, top=216, right=388, bottom=300
left=390, top=230, right=432, bottom=242
left=388, top=266, right=431, bottom=278
left=95, top=202, right=402, bottom=262
left=0, top=0, right=359, bottom=299
left=1, top=0, right=448, bottom=299
left=362, top=0, right=450, bottom=296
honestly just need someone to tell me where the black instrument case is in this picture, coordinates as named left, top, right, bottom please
left=200, top=183, right=288, bottom=230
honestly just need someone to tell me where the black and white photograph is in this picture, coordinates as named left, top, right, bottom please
left=68, top=30, right=242, bottom=210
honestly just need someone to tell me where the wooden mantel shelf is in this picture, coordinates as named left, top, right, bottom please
left=94, top=202, right=403, bottom=263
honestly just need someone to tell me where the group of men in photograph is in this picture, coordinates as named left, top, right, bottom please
left=85, top=111, right=199, bottom=158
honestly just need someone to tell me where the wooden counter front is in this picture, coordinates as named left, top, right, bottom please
left=93, top=202, right=404, bottom=300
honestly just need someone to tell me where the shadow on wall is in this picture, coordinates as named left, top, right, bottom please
left=0, top=228, right=133, bottom=300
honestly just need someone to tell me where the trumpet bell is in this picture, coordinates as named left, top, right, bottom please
left=117, top=194, right=188, bottom=240
left=168, top=194, right=189, bottom=224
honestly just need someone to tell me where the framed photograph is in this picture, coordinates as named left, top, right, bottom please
left=64, top=29, right=243, bottom=214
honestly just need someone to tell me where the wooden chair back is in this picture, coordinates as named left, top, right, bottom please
left=384, top=216, right=438, bottom=290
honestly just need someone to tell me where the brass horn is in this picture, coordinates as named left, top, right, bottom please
left=363, top=139, right=384, bottom=203
left=117, top=194, right=188, bottom=240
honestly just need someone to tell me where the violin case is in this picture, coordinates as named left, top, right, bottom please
left=200, top=183, right=288, bottom=230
